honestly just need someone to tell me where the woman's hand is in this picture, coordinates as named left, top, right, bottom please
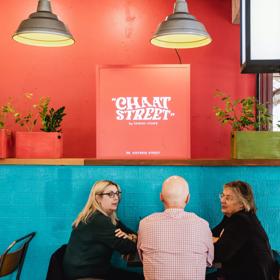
left=115, top=228, right=129, bottom=239
left=213, top=237, right=219, bottom=243
left=128, top=233, right=137, bottom=243
left=115, top=229, right=137, bottom=243
left=213, top=229, right=224, bottom=244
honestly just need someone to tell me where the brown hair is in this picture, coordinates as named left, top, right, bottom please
left=224, top=180, right=257, bottom=213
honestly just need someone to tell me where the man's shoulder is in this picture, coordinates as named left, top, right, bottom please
left=186, top=211, right=207, bottom=221
left=185, top=212, right=210, bottom=226
left=140, top=212, right=163, bottom=224
left=140, top=211, right=209, bottom=226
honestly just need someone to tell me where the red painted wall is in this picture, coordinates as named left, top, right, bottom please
left=0, top=0, right=255, bottom=158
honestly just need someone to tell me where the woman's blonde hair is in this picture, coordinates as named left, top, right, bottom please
left=73, top=180, right=121, bottom=228
left=224, top=180, right=257, bottom=213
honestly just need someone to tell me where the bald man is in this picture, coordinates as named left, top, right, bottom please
left=137, top=176, right=214, bottom=280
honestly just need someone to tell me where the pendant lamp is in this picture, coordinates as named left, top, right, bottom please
left=151, top=0, right=211, bottom=49
left=13, top=0, right=75, bottom=47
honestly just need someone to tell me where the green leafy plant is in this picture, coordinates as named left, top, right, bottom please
left=213, top=91, right=272, bottom=131
left=38, top=97, right=66, bottom=132
left=9, top=93, right=66, bottom=132
left=0, top=100, right=14, bottom=129
left=10, top=93, right=40, bottom=132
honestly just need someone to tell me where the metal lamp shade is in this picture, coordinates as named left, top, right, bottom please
left=13, top=0, right=74, bottom=47
left=151, top=0, right=211, bottom=49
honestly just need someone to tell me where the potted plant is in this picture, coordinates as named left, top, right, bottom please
left=214, top=91, right=280, bottom=159
left=12, top=93, right=66, bottom=159
left=0, top=100, right=14, bottom=158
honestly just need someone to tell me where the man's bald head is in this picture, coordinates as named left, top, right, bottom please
left=161, top=176, right=190, bottom=208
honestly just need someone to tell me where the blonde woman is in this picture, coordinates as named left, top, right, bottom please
left=209, top=181, right=278, bottom=280
left=63, top=180, right=143, bottom=280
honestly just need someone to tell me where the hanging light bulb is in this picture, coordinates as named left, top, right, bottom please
left=13, top=0, right=75, bottom=47
left=151, top=0, right=211, bottom=49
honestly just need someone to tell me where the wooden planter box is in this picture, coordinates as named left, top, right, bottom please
left=231, top=131, right=280, bottom=159
left=15, top=132, right=63, bottom=158
left=0, top=129, right=13, bottom=158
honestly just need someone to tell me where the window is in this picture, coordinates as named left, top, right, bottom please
left=273, top=73, right=280, bottom=131
left=258, top=73, right=280, bottom=131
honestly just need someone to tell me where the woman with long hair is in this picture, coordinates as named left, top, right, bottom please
left=210, top=180, right=278, bottom=280
left=63, top=180, right=143, bottom=280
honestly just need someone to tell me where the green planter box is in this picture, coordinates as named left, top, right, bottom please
left=231, top=131, right=280, bottom=159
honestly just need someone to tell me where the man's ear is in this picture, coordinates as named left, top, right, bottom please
left=160, top=192, right=164, bottom=202
left=185, top=194, right=190, bottom=204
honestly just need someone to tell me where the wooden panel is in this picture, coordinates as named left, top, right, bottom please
left=1, top=158, right=280, bottom=166
left=0, top=158, right=85, bottom=165
left=231, top=131, right=280, bottom=159
left=232, top=0, right=240, bottom=24
left=84, top=159, right=280, bottom=166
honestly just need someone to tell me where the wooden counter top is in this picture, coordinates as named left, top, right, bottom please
left=84, top=159, right=280, bottom=166
left=0, top=158, right=85, bottom=166
left=1, top=158, right=280, bottom=166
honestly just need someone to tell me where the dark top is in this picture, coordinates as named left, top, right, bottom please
left=212, top=210, right=278, bottom=280
left=46, top=244, right=67, bottom=280
left=63, top=211, right=136, bottom=280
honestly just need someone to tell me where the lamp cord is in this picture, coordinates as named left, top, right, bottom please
left=175, top=49, right=182, bottom=64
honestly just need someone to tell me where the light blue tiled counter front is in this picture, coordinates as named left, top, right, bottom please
left=0, top=165, right=279, bottom=279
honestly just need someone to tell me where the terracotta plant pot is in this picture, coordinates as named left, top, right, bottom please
left=0, top=129, right=13, bottom=158
left=15, top=132, right=63, bottom=158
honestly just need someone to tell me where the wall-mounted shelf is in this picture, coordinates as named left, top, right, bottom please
left=1, top=158, right=280, bottom=166
left=0, top=158, right=85, bottom=166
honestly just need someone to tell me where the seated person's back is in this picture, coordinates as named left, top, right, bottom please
left=137, top=176, right=214, bottom=280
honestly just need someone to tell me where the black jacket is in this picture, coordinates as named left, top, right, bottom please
left=212, top=210, right=278, bottom=280
left=63, top=211, right=136, bottom=280
left=46, top=245, right=67, bottom=280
